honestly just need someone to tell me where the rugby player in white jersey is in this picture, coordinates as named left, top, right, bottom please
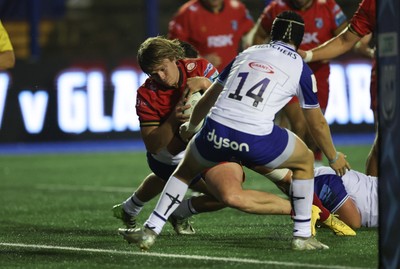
left=313, top=167, right=378, bottom=228
left=119, top=10, right=350, bottom=251
left=267, top=166, right=378, bottom=229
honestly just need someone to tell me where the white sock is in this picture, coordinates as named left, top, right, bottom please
left=145, top=176, right=189, bottom=234
left=172, top=198, right=197, bottom=219
left=122, top=193, right=144, bottom=216
left=290, top=178, right=313, bottom=238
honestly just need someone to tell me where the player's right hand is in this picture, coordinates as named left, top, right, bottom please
left=329, top=152, right=351, bottom=176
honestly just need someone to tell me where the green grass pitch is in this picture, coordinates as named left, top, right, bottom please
left=0, top=145, right=378, bottom=269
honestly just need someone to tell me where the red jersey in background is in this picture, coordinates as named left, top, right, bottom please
left=168, top=0, right=254, bottom=72
left=350, top=0, right=376, bottom=111
left=259, top=0, right=347, bottom=109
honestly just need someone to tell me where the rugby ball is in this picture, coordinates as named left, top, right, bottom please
left=182, top=91, right=205, bottom=133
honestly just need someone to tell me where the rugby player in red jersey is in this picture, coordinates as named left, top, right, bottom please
left=168, top=0, right=254, bottom=72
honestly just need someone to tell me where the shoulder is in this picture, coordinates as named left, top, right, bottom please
left=176, top=0, right=203, bottom=14
left=137, top=79, right=157, bottom=97
left=262, top=0, right=290, bottom=20
left=226, top=0, right=247, bottom=10
left=181, top=58, right=219, bottom=80
left=266, top=0, right=289, bottom=12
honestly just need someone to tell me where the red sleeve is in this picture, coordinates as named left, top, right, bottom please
left=135, top=82, right=160, bottom=126
left=349, top=0, right=375, bottom=36
left=326, top=0, right=347, bottom=30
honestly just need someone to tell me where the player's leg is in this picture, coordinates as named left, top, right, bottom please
left=205, top=162, right=292, bottom=215
left=113, top=173, right=165, bottom=228
left=119, top=138, right=217, bottom=250
left=275, top=132, right=328, bottom=250
left=143, top=140, right=215, bottom=232
left=334, top=199, right=362, bottom=229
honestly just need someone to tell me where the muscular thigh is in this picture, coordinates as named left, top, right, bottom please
left=203, top=162, right=244, bottom=202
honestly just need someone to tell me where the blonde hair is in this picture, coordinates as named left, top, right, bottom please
left=137, top=36, right=185, bottom=74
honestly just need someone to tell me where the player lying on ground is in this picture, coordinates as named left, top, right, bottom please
left=267, top=166, right=378, bottom=229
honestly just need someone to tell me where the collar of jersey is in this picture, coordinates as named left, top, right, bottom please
left=270, top=41, right=296, bottom=52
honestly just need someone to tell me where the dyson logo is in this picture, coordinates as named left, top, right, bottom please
left=207, top=129, right=249, bottom=152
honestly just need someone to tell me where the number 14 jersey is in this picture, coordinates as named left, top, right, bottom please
left=210, top=41, right=320, bottom=135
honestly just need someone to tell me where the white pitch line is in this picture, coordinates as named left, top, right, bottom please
left=0, top=242, right=372, bottom=269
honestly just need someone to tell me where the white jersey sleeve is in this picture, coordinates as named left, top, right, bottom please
left=315, top=167, right=378, bottom=227
left=341, top=170, right=378, bottom=227
left=210, top=41, right=319, bottom=135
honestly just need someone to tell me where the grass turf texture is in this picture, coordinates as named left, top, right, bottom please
left=0, top=145, right=378, bottom=269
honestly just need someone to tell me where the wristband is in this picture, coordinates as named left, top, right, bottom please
left=329, top=152, right=340, bottom=164
left=304, top=50, right=313, bottom=63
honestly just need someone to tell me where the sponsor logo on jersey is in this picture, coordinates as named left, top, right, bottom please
left=231, top=20, right=238, bottom=31
left=207, top=129, right=250, bottom=152
left=315, top=18, right=323, bottom=29
left=208, top=34, right=233, bottom=48
left=302, top=32, right=319, bottom=44
left=186, top=62, right=197, bottom=72
left=249, top=62, right=274, bottom=74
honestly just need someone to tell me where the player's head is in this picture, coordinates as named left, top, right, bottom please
left=270, top=11, right=304, bottom=49
left=137, top=36, right=185, bottom=75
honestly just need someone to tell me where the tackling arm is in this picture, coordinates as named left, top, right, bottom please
left=302, top=26, right=362, bottom=62
left=179, top=81, right=223, bottom=141
left=302, top=107, right=351, bottom=176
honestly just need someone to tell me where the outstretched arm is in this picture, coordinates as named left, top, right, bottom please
left=301, top=26, right=362, bottom=63
left=302, top=107, right=351, bottom=176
